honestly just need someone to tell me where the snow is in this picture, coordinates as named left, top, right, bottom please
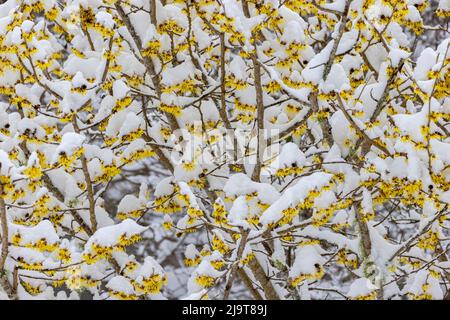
left=106, top=276, right=134, bottom=295
left=281, top=20, right=305, bottom=44
left=229, top=196, right=249, bottom=228
left=347, top=278, right=378, bottom=298
left=178, top=181, right=201, bottom=208
left=21, top=20, right=34, bottom=33
left=229, top=56, right=248, bottom=80
left=9, top=220, right=60, bottom=246
left=224, top=173, right=280, bottom=205
left=118, top=195, right=144, bottom=214
left=84, top=219, right=147, bottom=249
left=184, top=244, right=200, bottom=260
left=388, top=42, right=411, bottom=67
left=54, top=132, right=85, bottom=158
left=405, top=269, right=443, bottom=299
left=438, top=0, right=450, bottom=10
left=154, top=177, right=175, bottom=197
left=46, top=169, right=83, bottom=202
left=95, top=206, right=115, bottom=228
left=319, top=64, right=350, bottom=93
left=300, top=225, right=359, bottom=253
left=84, top=144, right=114, bottom=165
left=113, top=80, right=130, bottom=100
left=324, top=0, right=346, bottom=12
left=135, top=256, right=165, bottom=280
left=289, top=245, right=325, bottom=278
left=368, top=222, right=400, bottom=267
left=302, top=41, right=334, bottom=84
left=188, top=259, right=222, bottom=293
left=105, top=110, right=131, bottom=138
left=332, top=210, right=348, bottom=224
left=336, top=30, right=358, bottom=55
left=17, top=118, right=47, bottom=140
left=63, top=56, right=101, bottom=80
left=0, top=0, right=447, bottom=301
left=430, top=139, right=450, bottom=164
left=392, top=108, right=427, bottom=143
left=9, top=26, right=21, bottom=45
left=268, top=142, right=308, bottom=171
left=0, top=149, right=15, bottom=176
left=161, top=60, right=196, bottom=87
left=118, top=112, right=142, bottom=137
left=96, top=11, right=115, bottom=28
left=405, top=5, right=422, bottom=22
left=120, top=139, right=148, bottom=160
left=71, top=72, right=89, bottom=88
left=260, top=172, right=333, bottom=226
left=314, top=190, right=337, bottom=210
left=361, top=188, right=373, bottom=215
left=181, top=289, right=208, bottom=300
left=265, top=65, right=311, bottom=103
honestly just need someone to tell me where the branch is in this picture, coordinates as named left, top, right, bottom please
left=388, top=206, right=448, bottom=262
left=323, top=0, right=351, bottom=80
left=73, top=119, right=98, bottom=232
left=335, top=95, right=391, bottom=157
left=115, top=1, right=180, bottom=132
left=0, top=184, right=16, bottom=299
left=251, top=41, right=265, bottom=182
left=0, top=184, right=8, bottom=272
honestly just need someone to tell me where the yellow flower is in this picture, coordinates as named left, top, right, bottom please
left=211, top=234, right=229, bottom=254
left=353, top=291, right=377, bottom=300
left=195, top=275, right=215, bottom=288
left=142, top=40, right=161, bottom=57
left=291, top=265, right=324, bottom=287
left=116, top=210, right=142, bottom=220
left=93, top=163, right=121, bottom=183
left=23, top=166, right=42, bottom=180
left=184, top=256, right=201, bottom=267
left=212, top=202, right=227, bottom=224
left=21, top=281, right=43, bottom=295
left=45, top=6, right=59, bottom=21
left=135, top=274, right=167, bottom=294
left=159, top=103, right=182, bottom=116
left=56, top=148, right=84, bottom=170
left=114, top=97, right=132, bottom=112
left=240, top=252, right=255, bottom=265
left=109, top=290, right=138, bottom=300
